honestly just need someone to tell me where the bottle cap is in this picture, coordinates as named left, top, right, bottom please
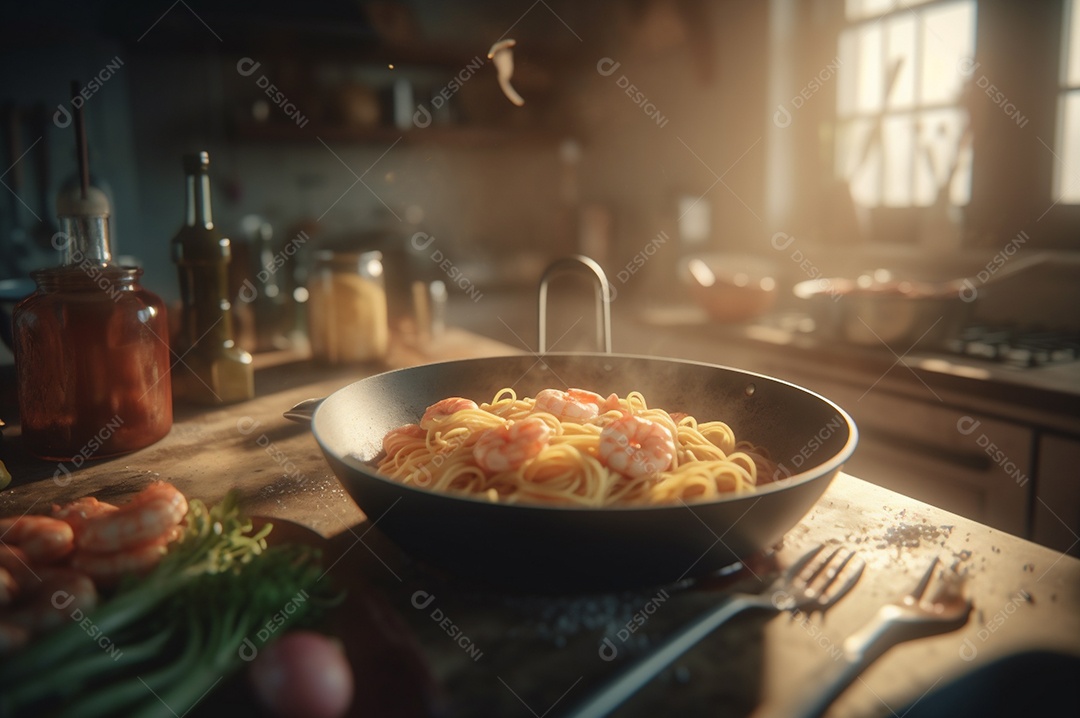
left=183, top=151, right=211, bottom=173
left=56, top=185, right=111, bottom=217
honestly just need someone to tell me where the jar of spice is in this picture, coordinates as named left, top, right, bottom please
left=307, top=250, right=389, bottom=363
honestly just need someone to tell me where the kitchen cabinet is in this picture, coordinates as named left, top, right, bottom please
left=1033, top=435, right=1080, bottom=557
left=755, top=363, right=1034, bottom=537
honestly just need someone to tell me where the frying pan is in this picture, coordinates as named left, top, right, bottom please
left=290, top=258, right=857, bottom=589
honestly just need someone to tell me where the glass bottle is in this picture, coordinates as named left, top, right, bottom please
left=13, top=187, right=173, bottom=460
left=171, top=151, right=254, bottom=404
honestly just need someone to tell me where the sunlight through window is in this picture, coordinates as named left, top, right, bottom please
left=837, top=0, right=976, bottom=208
left=1057, top=0, right=1080, bottom=203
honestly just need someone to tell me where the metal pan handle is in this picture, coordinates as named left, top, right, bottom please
left=538, top=255, right=613, bottom=354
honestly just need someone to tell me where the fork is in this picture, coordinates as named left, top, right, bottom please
left=754, top=556, right=972, bottom=718
left=561, top=545, right=865, bottom=718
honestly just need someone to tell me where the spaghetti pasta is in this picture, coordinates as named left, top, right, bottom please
left=375, top=388, right=776, bottom=507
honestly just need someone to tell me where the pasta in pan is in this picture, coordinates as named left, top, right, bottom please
left=376, top=388, right=776, bottom=507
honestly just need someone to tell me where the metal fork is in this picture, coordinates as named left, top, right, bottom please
left=562, top=545, right=865, bottom=718
left=755, top=555, right=972, bottom=718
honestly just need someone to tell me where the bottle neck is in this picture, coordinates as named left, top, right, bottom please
left=185, top=173, right=213, bottom=229
left=58, top=215, right=112, bottom=265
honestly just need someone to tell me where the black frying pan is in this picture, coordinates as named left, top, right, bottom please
left=293, top=352, right=857, bottom=590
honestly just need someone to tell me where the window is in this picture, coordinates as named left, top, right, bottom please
left=1057, top=0, right=1080, bottom=203
left=836, top=0, right=976, bottom=208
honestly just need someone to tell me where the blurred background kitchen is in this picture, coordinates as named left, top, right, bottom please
left=1, top=0, right=1078, bottom=553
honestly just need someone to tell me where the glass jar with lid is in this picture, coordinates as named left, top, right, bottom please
left=13, top=187, right=173, bottom=460
left=306, top=250, right=389, bottom=363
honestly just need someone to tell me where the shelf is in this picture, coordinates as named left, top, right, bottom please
left=229, top=121, right=569, bottom=147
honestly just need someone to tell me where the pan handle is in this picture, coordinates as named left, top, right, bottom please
left=538, top=255, right=613, bottom=354
left=283, top=397, right=324, bottom=424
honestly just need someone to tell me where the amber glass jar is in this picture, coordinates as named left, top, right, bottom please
left=13, top=189, right=173, bottom=460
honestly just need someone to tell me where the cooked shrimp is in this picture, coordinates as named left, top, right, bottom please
left=0, top=566, right=16, bottom=606
left=6, top=566, right=97, bottom=633
left=0, top=620, right=30, bottom=656
left=599, top=415, right=676, bottom=479
left=382, top=423, right=426, bottom=457
left=473, top=418, right=552, bottom=473
left=420, top=398, right=479, bottom=429
left=71, top=526, right=182, bottom=585
left=76, top=481, right=187, bottom=553
left=534, top=388, right=607, bottom=422
left=51, top=496, right=118, bottom=538
left=0, top=545, right=35, bottom=586
left=0, top=515, right=75, bottom=564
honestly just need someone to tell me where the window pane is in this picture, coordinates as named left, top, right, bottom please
left=843, top=119, right=883, bottom=205
left=885, top=14, right=917, bottom=109
left=948, top=137, right=973, bottom=205
left=838, top=28, right=858, bottom=115
left=1058, top=91, right=1080, bottom=203
left=1067, top=0, right=1080, bottom=86
left=847, top=0, right=895, bottom=21
left=914, top=108, right=971, bottom=205
left=847, top=0, right=934, bottom=21
left=883, top=114, right=915, bottom=205
left=855, top=23, right=885, bottom=113
left=920, top=1, right=977, bottom=105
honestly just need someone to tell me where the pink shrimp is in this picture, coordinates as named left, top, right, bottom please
left=0, top=620, right=30, bottom=656
left=599, top=415, right=676, bottom=479
left=0, top=545, right=35, bottom=587
left=51, top=496, right=119, bottom=539
left=72, top=525, right=182, bottom=586
left=76, top=481, right=187, bottom=553
left=0, top=566, right=16, bottom=607
left=5, top=566, right=98, bottom=634
left=534, top=388, right=610, bottom=422
left=473, top=417, right=552, bottom=473
left=382, top=423, right=426, bottom=457
left=420, top=397, right=479, bottom=429
left=0, top=515, right=75, bottom=564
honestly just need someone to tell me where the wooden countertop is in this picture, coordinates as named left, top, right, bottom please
left=1, top=328, right=1078, bottom=717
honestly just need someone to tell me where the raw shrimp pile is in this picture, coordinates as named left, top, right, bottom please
left=377, top=388, right=776, bottom=507
left=0, top=481, right=187, bottom=654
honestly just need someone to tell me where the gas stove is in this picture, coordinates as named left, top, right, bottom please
left=946, top=325, right=1080, bottom=368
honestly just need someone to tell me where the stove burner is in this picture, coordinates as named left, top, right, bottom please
left=947, top=325, right=1080, bottom=368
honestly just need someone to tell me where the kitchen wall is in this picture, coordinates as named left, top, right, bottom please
left=1, top=0, right=773, bottom=307
left=2, top=0, right=1078, bottom=318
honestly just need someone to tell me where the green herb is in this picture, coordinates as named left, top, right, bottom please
left=0, top=492, right=340, bottom=717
